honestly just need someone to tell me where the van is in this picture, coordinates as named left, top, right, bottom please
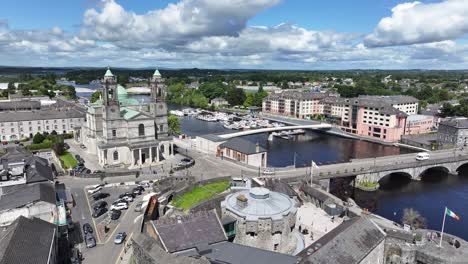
left=416, top=152, right=430, bottom=161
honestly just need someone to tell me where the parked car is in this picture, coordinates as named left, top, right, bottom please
left=133, top=186, right=145, bottom=195
left=80, top=144, right=86, bottom=149
left=93, top=170, right=104, bottom=174
left=134, top=201, right=144, bottom=212
left=87, top=185, right=102, bottom=194
left=110, top=209, right=122, bottom=220
left=416, top=152, right=430, bottom=161
left=64, top=143, right=70, bottom=150
left=139, top=181, right=151, bottom=188
left=113, top=199, right=129, bottom=205
left=178, top=158, right=194, bottom=167
left=119, top=192, right=135, bottom=199
left=14, top=140, right=20, bottom=144
left=110, top=203, right=128, bottom=211
left=92, top=207, right=108, bottom=218
left=85, top=169, right=91, bottom=174
left=1, top=141, right=8, bottom=145
left=93, top=201, right=107, bottom=211
left=75, top=154, right=81, bottom=160
left=70, top=248, right=82, bottom=264
left=82, top=223, right=93, bottom=234
left=92, top=192, right=110, bottom=201
left=114, top=232, right=127, bottom=244
left=85, top=234, right=96, bottom=248
left=121, top=195, right=133, bottom=202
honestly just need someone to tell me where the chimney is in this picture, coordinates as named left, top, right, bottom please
left=236, top=194, right=248, bottom=208
left=255, top=142, right=260, bottom=153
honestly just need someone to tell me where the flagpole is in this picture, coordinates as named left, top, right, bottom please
left=310, top=160, right=314, bottom=187
left=440, top=207, right=447, bottom=247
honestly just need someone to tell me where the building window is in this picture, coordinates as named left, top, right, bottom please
left=112, top=129, right=117, bottom=137
left=113, top=151, right=119, bottom=161
left=138, top=124, right=145, bottom=136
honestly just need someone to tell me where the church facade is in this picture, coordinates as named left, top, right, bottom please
left=76, top=68, right=173, bottom=168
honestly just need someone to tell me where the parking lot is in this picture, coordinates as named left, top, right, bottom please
left=69, top=183, right=147, bottom=263
left=67, top=140, right=101, bottom=172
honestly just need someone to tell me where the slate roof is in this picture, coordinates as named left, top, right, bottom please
left=0, top=108, right=84, bottom=122
left=357, top=95, right=418, bottom=105
left=178, top=241, right=299, bottom=264
left=439, top=118, right=468, bottom=129
left=297, top=217, right=386, bottom=264
left=0, top=183, right=56, bottom=211
left=264, top=178, right=297, bottom=197
left=0, top=216, right=56, bottom=264
left=25, top=156, right=54, bottom=183
left=0, top=100, right=41, bottom=111
left=154, top=210, right=227, bottom=253
left=198, top=134, right=226, bottom=143
left=220, top=137, right=266, bottom=154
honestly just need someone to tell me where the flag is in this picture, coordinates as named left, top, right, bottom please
left=446, top=208, right=460, bottom=220
left=311, top=160, right=319, bottom=169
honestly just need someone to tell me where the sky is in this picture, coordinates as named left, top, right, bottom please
left=0, top=0, right=467, bottom=69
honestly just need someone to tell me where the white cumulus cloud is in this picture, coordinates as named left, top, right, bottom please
left=365, top=0, right=468, bottom=47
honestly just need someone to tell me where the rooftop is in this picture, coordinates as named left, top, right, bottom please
left=222, top=187, right=297, bottom=221
left=439, top=118, right=468, bottom=128
left=0, top=183, right=56, bottom=211
left=0, top=108, right=84, bottom=122
left=220, top=138, right=266, bottom=154
left=0, top=216, right=56, bottom=264
left=153, top=210, right=227, bottom=253
left=297, top=217, right=386, bottom=264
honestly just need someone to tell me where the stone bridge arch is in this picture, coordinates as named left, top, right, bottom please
left=456, top=161, right=468, bottom=173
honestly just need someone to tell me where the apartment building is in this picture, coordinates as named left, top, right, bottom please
left=263, top=92, right=419, bottom=142
left=262, top=91, right=334, bottom=119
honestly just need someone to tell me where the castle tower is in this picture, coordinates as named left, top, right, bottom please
left=149, top=68, right=168, bottom=139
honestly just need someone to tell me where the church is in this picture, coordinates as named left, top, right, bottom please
left=76, top=68, right=173, bottom=168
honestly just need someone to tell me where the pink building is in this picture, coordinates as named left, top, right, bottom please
left=405, top=114, right=434, bottom=135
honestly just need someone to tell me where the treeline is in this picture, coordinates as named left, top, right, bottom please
left=1, top=75, right=76, bottom=99
left=167, top=81, right=267, bottom=109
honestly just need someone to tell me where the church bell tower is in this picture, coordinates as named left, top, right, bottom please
left=101, top=67, right=121, bottom=141
left=149, top=69, right=168, bottom=138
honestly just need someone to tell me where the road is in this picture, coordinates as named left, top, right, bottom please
left=68, top=183, right=144, bottom=264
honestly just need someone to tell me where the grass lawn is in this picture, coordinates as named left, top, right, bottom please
left=171, top=181, right=230, bottom=210
left=59, top=151, right=77, bottom=169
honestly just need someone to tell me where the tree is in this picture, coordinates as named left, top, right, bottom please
left=53, top=142, right=66, bottom=156
left=32, top=132, right=45, bottom=144
left=225, top=87, right=246, bottom=106
left=402, top=208, right=427, bottom=229
left=168, top=115, right=181, bottom=135
left=90, top=91, right=102, bottom=103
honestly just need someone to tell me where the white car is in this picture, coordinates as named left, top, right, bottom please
left=262, top=168, right=275, bottom=175
left=122, top=196, right=133, bottom=202
left=110, top=203, right=128, bottom=211
left=87, top=186, right=103, bottom=194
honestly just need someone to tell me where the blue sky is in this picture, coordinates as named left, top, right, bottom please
left=0, top=0, right=467, bottom=69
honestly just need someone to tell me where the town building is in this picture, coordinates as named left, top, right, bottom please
left=297, top=217, right=386, bottom=264
left=0, top=98, right=85, bottom=141
left=221, top=187, right=298, bottom=254
left=357, top=95, right=419, bottom=115
left=219, top=137, right=267, bottom=168
left=437, top=118, right=468, bottom=148
left=0, top=216, right=57, bottom=264
left=210, top=97, right=229, bottom=107
left=405, top=114, right=434, bottom=135
left=0, top=183, right=58, bottom=227
left=0, top=147, right=54, bottom=187
left=77, top=68, right=173, bottom=168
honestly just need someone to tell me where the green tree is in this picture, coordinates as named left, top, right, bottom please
left=52, top=142, right=65, bottom=156
left=168, top=115, right=181, bottom=135
left=33, top=132, right=45, bottom=144
left=225, top=87, right=246, bottom=106
left=90, top=91, right=102, bottom=103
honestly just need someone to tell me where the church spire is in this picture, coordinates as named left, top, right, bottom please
left=104, top=66, right=114, bottom=77
left=153, top=68, right=161, bottom=78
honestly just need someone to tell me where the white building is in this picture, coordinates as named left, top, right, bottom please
left=0, top=107, right=84, bottom=141
left=77, top=68, right=172, bottom=169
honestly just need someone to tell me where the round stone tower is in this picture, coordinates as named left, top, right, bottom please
left=221, top=187, right=297, bottom=254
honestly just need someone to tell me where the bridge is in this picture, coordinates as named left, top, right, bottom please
left=217, top=124, right=332, bottom=139
left=270, top=150, right=468, bottom=184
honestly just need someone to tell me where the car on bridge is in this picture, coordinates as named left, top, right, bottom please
left=416, top=152, right=430, bottom=161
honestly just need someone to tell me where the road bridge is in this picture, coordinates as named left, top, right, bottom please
left=217, top=124, right=332, bottom=139
left=277, top=150, right=468, bottom=184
